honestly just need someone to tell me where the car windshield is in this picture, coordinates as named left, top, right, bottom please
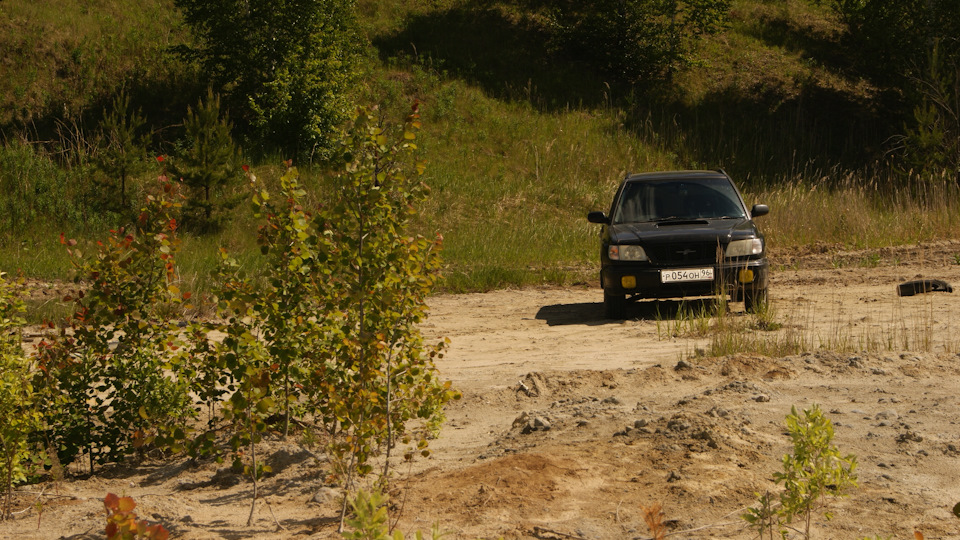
left=611, top=178, right=747, bottom=224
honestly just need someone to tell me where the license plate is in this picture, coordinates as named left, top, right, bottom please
left=661, top=267, right=714, bottom=283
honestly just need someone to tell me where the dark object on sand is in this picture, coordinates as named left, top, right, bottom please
left=897, top=279, right=954, bottom=297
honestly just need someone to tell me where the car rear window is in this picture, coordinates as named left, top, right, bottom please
left=612, top=178, right=747, bottom=224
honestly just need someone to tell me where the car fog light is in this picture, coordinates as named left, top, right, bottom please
left=621, top=276, right=637, bottom=289
left=738, top=269, right=755, bottom=284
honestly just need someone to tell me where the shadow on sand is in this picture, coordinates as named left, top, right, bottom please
left=536, top=297, right=722, bottom=326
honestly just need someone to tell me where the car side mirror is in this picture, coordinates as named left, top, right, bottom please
left=587, top=211, right=610, bottom=224
left=751, top=204, right=769, bottom=218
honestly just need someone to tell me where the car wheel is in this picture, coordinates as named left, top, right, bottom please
left=604, top=291, right=626, bottom=319
left=744, top=287, right=768, bottom=313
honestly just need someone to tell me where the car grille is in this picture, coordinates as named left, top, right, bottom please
left=646, top=242, right=721, bottom=265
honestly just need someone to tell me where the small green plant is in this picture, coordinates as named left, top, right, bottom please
left=0, top=274, right=43, bottom=521
left=314, top=105, right=459, bottom=505
left=104, top=493, right=169, bottom=540
left=744, top=404, right=858, bottom=540
left=342, top=489, right=442, bottom=540
left=750, top=297, right=782, bottom=332
left=95, top=90, right=147, bottom=209
left=742, top=491, right=780, bottom=540
left=861, top=252, right=881, bottom=268
left=655, top=299, right=720, bottom=339
left=169, top=88, right=242, bottom=231
left=196, top=104, right=459, bottom=532
left=225, top=359, right=276, bottom=527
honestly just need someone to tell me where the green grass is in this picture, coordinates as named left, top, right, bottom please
left=0, top=0, right=190, bottom=126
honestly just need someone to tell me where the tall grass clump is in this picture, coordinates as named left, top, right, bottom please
left=0, top=141, right=87, bottom=234
left=704, top=287, right=959, bottom=358
left=753, top=169, right=960, bottom=251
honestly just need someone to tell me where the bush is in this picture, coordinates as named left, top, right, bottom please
left=0, top=274, right=42, bottom=521
left=174, top=0, right=362, bottom=160
left=519, top=0, right=731, bottom=86
left=95, top=91, right=148, bottom=209
left=33, top=176, right=194, bottom=471
left=169, top=89, right=242, bottom=231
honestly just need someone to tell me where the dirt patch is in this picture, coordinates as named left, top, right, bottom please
left=5, top=242, right=960, bottom=539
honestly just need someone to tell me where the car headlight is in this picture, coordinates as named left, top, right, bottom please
left=725, top=238, right=763, bottom=257
left=609, top=245, right=648, bottom=261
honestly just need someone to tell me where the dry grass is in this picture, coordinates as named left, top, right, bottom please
left=755, top=170, right=960, bottom=251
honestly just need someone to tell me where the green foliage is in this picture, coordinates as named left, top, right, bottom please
left=33, top=176, right=195, bottom=471
left=169, top=89, right=242, bottom=230
left=743, top=404, right=858, bottom=540
left=901, top=42, right=960, bottom=177
left=0, top=274, right=43, bottom=521
left=244, top=164, right=323, bottom=438
left=0, top=0, right=191, bottom=129
left=742, top=491, right=781, bottom=540
left=173, top=0, right=362, bottom=159
left=312, top=104, right=458, bottom=489
left=820, top=0, right=960, bottom=84
left=777, top=404, right=858, bottom=536
left=96, top=91, right=148, bottom=209
left=176, top=103, right=457, bottom=527
left=522, top=0, right=731, bottom=86
left=0, top=141, right=85, bottom=233
left=186, top=168, right=317, bottom=524
left=342, top=489, right=442, bottom=540
left=221, top=345, right=276, bottom=526
left=819, top=0, right=960, bottom=178
left=104, top=493, right=169, bottom=540
left=229, top=105, right=458, bottom=477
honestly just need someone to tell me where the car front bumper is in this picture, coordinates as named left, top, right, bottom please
left=600, top=259, right=769, bottom=299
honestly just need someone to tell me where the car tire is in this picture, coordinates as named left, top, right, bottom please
left=604, top=291, right=626, bottom=319
left=744, top=287, right=768, bottom=313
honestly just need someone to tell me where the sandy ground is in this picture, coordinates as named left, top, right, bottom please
left=4, top=241, right=960, bottom=539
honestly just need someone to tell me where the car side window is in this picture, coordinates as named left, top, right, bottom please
left=613, top=183, right=657, bottom=223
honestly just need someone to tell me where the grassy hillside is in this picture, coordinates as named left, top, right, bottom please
left=0, top=0, right=192, bottom=128
left=0, top=0, right=957, bottom=303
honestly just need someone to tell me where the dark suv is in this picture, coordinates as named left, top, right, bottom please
left=587, top=170, right=769, bottom=318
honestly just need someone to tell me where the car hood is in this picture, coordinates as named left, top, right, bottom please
left=607, top=218, right=761, bottom=245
